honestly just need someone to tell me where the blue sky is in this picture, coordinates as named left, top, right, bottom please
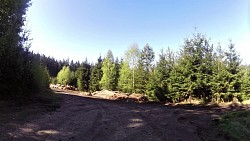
left=26, top=0, right=250, bottom=64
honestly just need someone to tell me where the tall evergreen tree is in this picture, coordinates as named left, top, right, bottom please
left=239, top=65, right=250, bottom=101
left=0, top=0, right=35, bottom=97
left=113, top=58, right=121, bottom=90
left=136, top=43, right=155, bottom=93
left=75, top=60, right=91, bottom=91
left=211, top=44, right=229, bottom=102
left=89, top=56, right=103, bottom=92
left=100, top=50, right=116, bottom=90
left=154, top=48, right=175, bottom=101
left=168, top=32, right=214, bottom=102
left=118, top=61, right=133, bottom=93
left=224, top=41, right=242, bottom=100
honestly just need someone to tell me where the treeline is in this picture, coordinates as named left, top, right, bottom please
left=1, top=0, right=249, bottom=103
left=41, top=33, right=250, bottom=103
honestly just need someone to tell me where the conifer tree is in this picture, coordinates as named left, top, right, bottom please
left=136, top=43, right=155, bottom=93
left=239, top=65, right=250, bottom=101
left=100, top=50, right=116, bottom=90
left=75, top=60, right=91, bottom=91
left=211, top=45, right=229, bottom=102
left=89, top=56, right=103, bottom=92
left=118, top=61, right=133, bottom=93
left=113, top=58, right=121, bottom=90
left=0, top=0, right=34, bottom=97
left=154, top=48, right=175, bottom=101
left=168, top=32, right=214, bottom=102
left=224, top=41, right=242, bottom=100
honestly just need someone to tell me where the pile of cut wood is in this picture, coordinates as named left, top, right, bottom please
left=91, top=90, right=148, bottom=102
left=50, top=84, right=78, bottom=91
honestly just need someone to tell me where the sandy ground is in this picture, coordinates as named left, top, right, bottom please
left=1, top=90, right=249, bottom=141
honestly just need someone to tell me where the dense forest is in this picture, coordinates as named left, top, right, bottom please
left=0, top=0, right=50, bottom=99
left=1, top=0, right=250, bottom=103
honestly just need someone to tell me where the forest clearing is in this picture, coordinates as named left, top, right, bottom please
left=1, top=0, right=250, bottom=141
left=0, top=89, right=249, bottom=141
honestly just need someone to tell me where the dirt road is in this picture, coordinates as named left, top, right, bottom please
left=1, top=90, right=243, bottom=141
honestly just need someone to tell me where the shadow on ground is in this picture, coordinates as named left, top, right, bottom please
left=0, top=91, right=249, bottom=141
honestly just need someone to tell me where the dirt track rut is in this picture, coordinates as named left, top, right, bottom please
left=2, top=91, right=230, bottom=141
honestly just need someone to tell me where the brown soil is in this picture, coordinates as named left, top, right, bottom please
left=0, top=89, right=249, bottom=141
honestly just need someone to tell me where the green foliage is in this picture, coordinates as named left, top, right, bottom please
left=135, top=44, right=155, bottom=94
left=2, top=1, right=248, bottom=104
left=100, top=50, right=117, bottom=90
left=154, top=48, right=175, bottom=102
left=57, top=66, right=72, bottom=85
left=89, top=56, right=103, bottom=92
left=31, top=61, right=50, bottom=91
left=218, top=111, right=250, bottom=141
left=145, top=69, right=160, bottom=101
left=75, top=60, right=91, bottom=91
left=166, top=33, right=214, bottom=102
left=118, top=61, right=133, bottom=93
left=50, top=77, right=58, bottom=84
left=0, top=0, right=37, bottom=98
left=125, top=44, right=140, bottom=92
left=238, top=66, right=250, bottom=101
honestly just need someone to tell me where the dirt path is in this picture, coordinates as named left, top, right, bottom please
left=1, top=90, right=246, bottom=141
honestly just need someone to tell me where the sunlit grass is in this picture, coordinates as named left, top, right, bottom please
left=218, top=110, right=250, bottom=141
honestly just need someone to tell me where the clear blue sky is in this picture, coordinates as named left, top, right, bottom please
left=26, top=0, right=250, bottom=64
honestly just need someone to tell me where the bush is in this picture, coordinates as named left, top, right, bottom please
left=57, top=66, right=72, bottom=85
left=32, top=61, right=50, bottom=91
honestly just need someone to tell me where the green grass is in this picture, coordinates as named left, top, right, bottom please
left=218, top=110, right=250, bottom=141
left=34, top=89, right=63, bottom=111
left=0, top=89, right=62, bottom=124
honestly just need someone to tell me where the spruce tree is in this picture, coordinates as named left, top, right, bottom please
left=89, top=56, right=103, bottom=92
left=211, top=45, right=229, bottom=102
left=136, top=43, right=155, bottom=94
left=240, top=65, right=250, bottom=101
left=118, top=61, right=133, bottom=93
left=100, top=50, right=116, bottom=90
left=154, top=48, right=175, bottom=101
left=224, top=41, right=242, bottom=101
left=75, top=60, right=91, bottom=91
left=0, top=0, right=34, bottom=97
left=168, top=32, right=214, bottom=102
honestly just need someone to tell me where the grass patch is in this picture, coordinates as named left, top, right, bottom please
left=34, top=89, right=62, bottom=111
left=0, top=89, right=62, bottom=124
left=218, top=110, right=250, bottom=141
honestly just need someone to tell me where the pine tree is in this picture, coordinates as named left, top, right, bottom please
left=239, top=65, right=250, bottom=101
left=118, top=61, right=133, bottom=93
left=100, top=50, right=116, bottom=90
left=89, top=56, right=103, bottom=92
left=211, top=44, right=229, bottom=102
left=146, top=66, right=160, bottom=101
left=113, top=58, right=121, bottom=90
left=224, top=41, right=242, bottom=101
left=168, top=32, right=214, bottom=102
left=154, top=48, right=175, bottom=101
left=0, top=0, right=34, bottom=97
left=75, top=60, right=91, bottom=91
left=136, top=43, right=155, bottom=94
